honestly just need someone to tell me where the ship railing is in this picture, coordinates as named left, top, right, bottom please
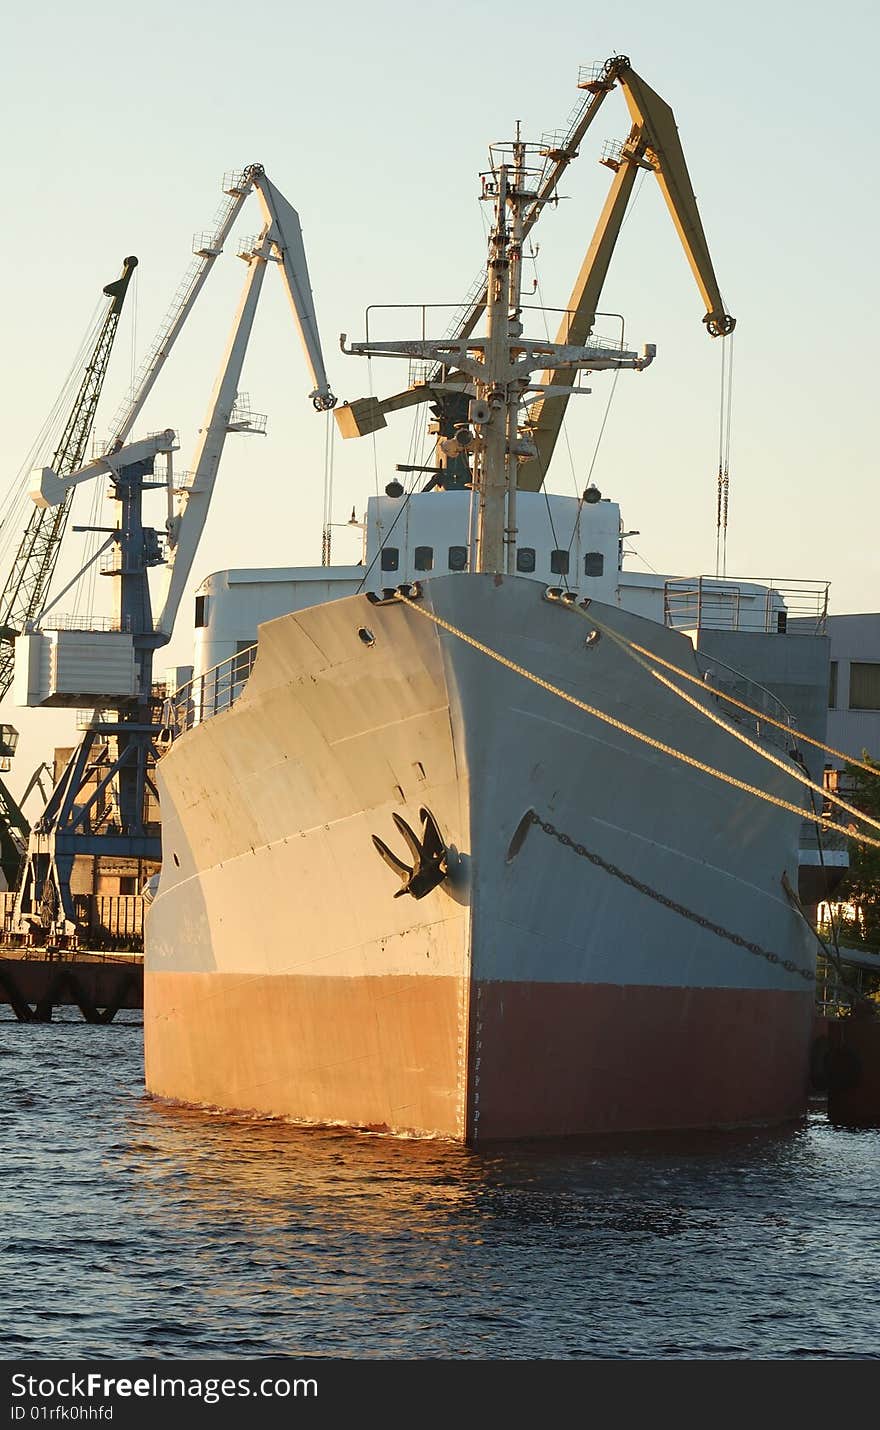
left=165, top=643, right=258, bottom=737
left=366, top=295, right=629, bottom=390
left=692, top=650, right=796, bottom=752
left=664, top=577, right=830, bottom=635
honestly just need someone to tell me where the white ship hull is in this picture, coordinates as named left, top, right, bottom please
left=145, top=575, right=816, bottom=1141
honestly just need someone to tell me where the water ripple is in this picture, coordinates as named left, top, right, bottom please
left=1, top=1016, right=879, bottom=1359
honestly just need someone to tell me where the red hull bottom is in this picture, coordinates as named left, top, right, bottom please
left=471, top=979, right=814, bottom=1140
left=145, top=972, right=814, bottom=1142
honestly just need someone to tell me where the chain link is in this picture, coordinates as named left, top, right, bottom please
left=529, top=812, right=816, bottom=984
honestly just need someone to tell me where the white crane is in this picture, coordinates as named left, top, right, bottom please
left=14, top=164, right=335, bottom=936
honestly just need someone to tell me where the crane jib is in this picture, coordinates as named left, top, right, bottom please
left=0, top=255, right=137, bottom=705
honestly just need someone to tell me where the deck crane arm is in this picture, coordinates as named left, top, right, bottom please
left=0, top=256, right=138, bottom=701
left=522, top=60, right=735, bottom=488
left=616, top=65, right=734, bottom=338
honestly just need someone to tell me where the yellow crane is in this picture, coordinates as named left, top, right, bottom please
left=335, top=56, right=734, bottom=493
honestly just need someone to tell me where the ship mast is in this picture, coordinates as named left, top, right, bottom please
left=477, top=159, right=513, bottom=574
left=476, top=132, right=536, bottom=574
left=505, top=134, right=527, bottom=575
left=340, top=135, right=656, bottom=572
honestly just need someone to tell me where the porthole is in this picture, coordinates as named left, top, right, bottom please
left=358, top=627, right=376, bottom=646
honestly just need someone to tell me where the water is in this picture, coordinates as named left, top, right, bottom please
left=2, top=1016, right=878, bottom=1361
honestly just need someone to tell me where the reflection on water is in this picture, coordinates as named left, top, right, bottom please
left=2, top=1018, right=879, bottom=1360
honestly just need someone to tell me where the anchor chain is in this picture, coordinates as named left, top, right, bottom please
left=528, top=812, right=817, bottom=985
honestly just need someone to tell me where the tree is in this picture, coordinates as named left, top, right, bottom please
left=835, top=753, right=880, bottom=951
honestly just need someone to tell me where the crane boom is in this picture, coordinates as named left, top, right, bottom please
left=617, top=66, right=733, bottom=335
left=334, top=58, right=631, bottom=442
left=335, top=56, right=735, bottom=493
left=155, top=233, right=271, bottom=637
left=251, top=174, right=336, bottom=410
left=27, top=171, right=336, bottom=649
left=521, top=61, right=735, bottom=487
left=108, top=168, right=262, bottom=445
left=0, top=255, right=138, bottom=702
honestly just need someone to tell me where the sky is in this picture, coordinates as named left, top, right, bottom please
left=0, top=0, right=877, bottom=801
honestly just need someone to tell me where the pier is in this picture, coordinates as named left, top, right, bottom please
left=0, top=888, right=144, bottom=1022
left=0, top=949, right=142, bottom=1023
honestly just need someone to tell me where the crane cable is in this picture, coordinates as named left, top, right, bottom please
left=714, top=333, right=733, bottom=578
left=321, top=408, right=334, bottom=565
left=392, top=590, right=880, bottom=852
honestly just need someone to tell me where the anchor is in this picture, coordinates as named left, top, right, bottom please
left=372, top=806, right=448, bottom=900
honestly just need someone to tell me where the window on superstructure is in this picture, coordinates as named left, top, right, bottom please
left=448, top=546, right=468, bottom=571
left=584, top=552, right=604, bottom=578
left=414, top=546, right=434, bottom=571
left=829, top=661, right=838, bottom=709
left=194, top=594, right=207, bottom=628
left=849, top=662, right=880, bottom=710
left=516, top=548, right=536, bottom=573
left=380, top=546, right=399, bottom=572
left=550, top=549, right=569, bottom=576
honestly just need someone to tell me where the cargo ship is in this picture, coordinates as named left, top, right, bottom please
left=144, top=58, right=831, bottom=1140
